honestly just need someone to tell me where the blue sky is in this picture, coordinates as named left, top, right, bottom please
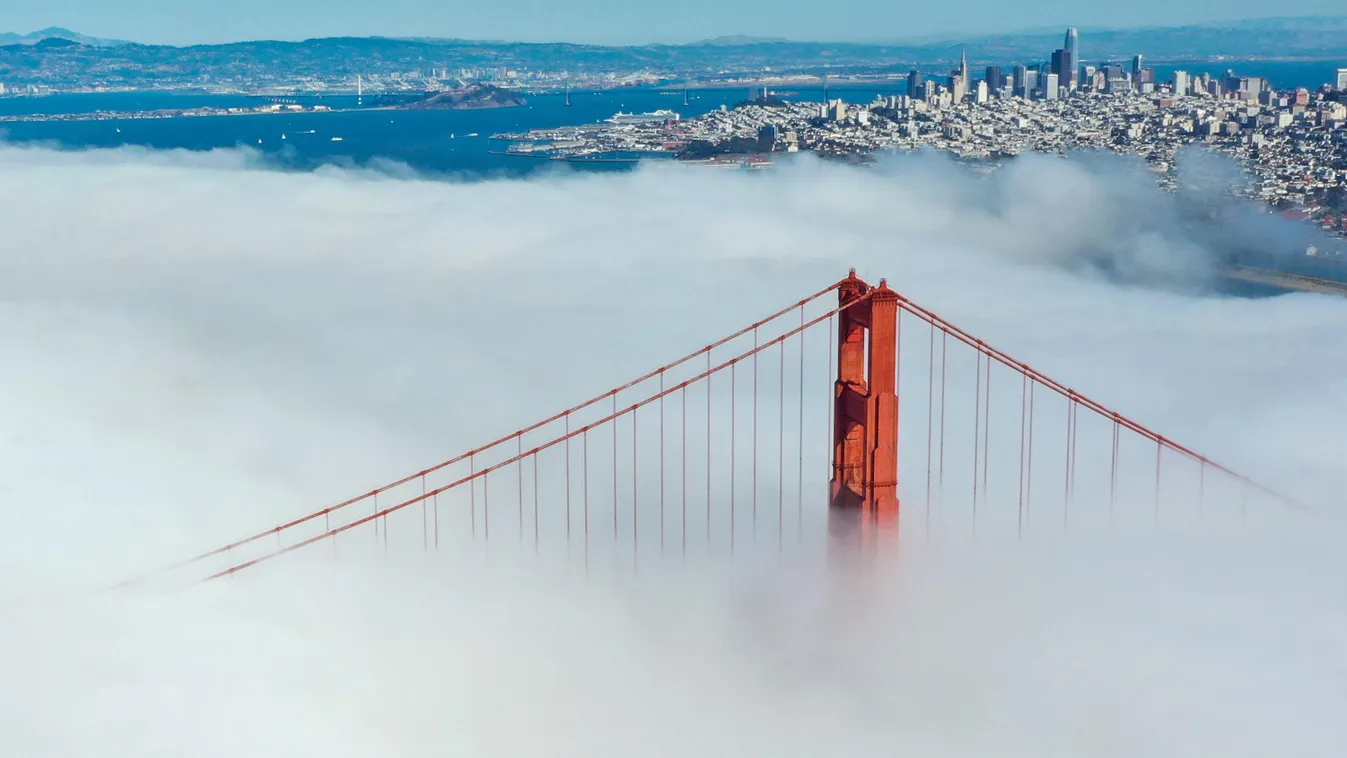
left=8, top=1, right=1345, bottom=45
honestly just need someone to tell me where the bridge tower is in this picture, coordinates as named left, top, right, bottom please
left=830, top=270, right=900, bottom=540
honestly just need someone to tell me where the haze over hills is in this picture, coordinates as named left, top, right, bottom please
left=1, top=16, right=1344, bottom=92
left=0, top=26, right=128, bottom=47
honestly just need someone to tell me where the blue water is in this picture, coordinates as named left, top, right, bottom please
left=1149, top=60, right=1345, bottom=91
left=0, top=84, right=910, bottom=176
left=0, top=58, right=1339, bottom=177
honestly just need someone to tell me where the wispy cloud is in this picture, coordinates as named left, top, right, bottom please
left=0, top=143, right=1343, bottom=757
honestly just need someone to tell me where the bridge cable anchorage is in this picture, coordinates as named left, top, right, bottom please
left=193, top=292, right=872, bottom=582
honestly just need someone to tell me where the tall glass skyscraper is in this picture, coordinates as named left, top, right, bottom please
left=1064, top=27, right=1079, bottom=88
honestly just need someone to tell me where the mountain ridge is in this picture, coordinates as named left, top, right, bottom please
left=0, top=27, right=129, bottom=47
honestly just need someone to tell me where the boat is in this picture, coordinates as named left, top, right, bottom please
left=330, top=137, right=343, bottom=141
left=605, top=109, right=680, bottom=125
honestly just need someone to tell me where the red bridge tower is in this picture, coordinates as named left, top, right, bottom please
left=830, top=270, right=900, bottom=538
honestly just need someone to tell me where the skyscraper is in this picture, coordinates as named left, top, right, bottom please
left=907, top=70, right=924, bottom=99
left=1132, top=55, right=1144, bottom=78
left=950, top=49, right=969, bottom=103
left=1336, top=69, right=1347, bottom=90
left=1064, top=28, right=1079, bottom=88
left=1050, top=49, right=1074, bottom=93
left=985, top=65, right=1003, bottom=96
left=1013, top=64, right=1028, bottom=97
left=1173, top=70, right=1190, bottom=97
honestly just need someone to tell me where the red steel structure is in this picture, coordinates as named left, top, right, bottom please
left=830, top=271, right=900, bottom=540
left=116, top=270, right=1307, bottom=588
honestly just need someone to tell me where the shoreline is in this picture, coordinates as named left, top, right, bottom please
left=0, top=102, right=531, bottom=124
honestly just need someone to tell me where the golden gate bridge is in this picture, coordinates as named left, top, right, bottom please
left=119, top=269, right=1304, bottom=588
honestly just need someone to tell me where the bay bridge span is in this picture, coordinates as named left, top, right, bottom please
left=122, top=270, right=1303, bottom=587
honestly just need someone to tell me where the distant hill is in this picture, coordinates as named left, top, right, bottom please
left=0, top=26, right=129, bottom=47
left=692, top=35, right=792, bottom=46
left=403, top=84, right=526, bottom=110
left=875, top=16, right=1347, bottom=62
left=0, top=17, right=1344, bottom=91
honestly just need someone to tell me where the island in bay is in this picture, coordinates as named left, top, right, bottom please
left=403, top=84, right=526, bottom=111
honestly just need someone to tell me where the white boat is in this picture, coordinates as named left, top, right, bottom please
left=330, top=137, right=343, bottom=141
left=605, top=110, right=680, bottom=125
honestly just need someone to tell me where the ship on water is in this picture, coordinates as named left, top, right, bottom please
left=605, top=109, right=680, bottom=125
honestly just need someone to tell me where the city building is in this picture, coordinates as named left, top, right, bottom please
left=1336, top=69, right=1347, bottom=90
left=985, top=66, right=1003, bottom=97
left=1050, top=48, right=1074, bottom=94
left=1065, top=28, right=1080, bottom=89
left=1173, top=71, right=1190, bottom=96
left=1042, top=73, right=1060, bottom=100
left=907, top=70, right=925, bottom=99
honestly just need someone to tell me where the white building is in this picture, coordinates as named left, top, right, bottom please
left=1172, top=71, right=1189, bottom=96
left=1337, top=69, right=1347, bottom=90
left=1042, top=73, right=1060, bottom=100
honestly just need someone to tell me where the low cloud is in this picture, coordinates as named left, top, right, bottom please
left=0, top=142, right=1344, bottom=757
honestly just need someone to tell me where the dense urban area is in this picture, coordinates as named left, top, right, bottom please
left=500, top=33, right=1347, bottom=240
left=2, top=25, right=1345, bottom=241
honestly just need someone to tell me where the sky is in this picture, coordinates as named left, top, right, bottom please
left=5, top=1, right=1347, bottom=45
left=0, top=141, right=1345, bottom=756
